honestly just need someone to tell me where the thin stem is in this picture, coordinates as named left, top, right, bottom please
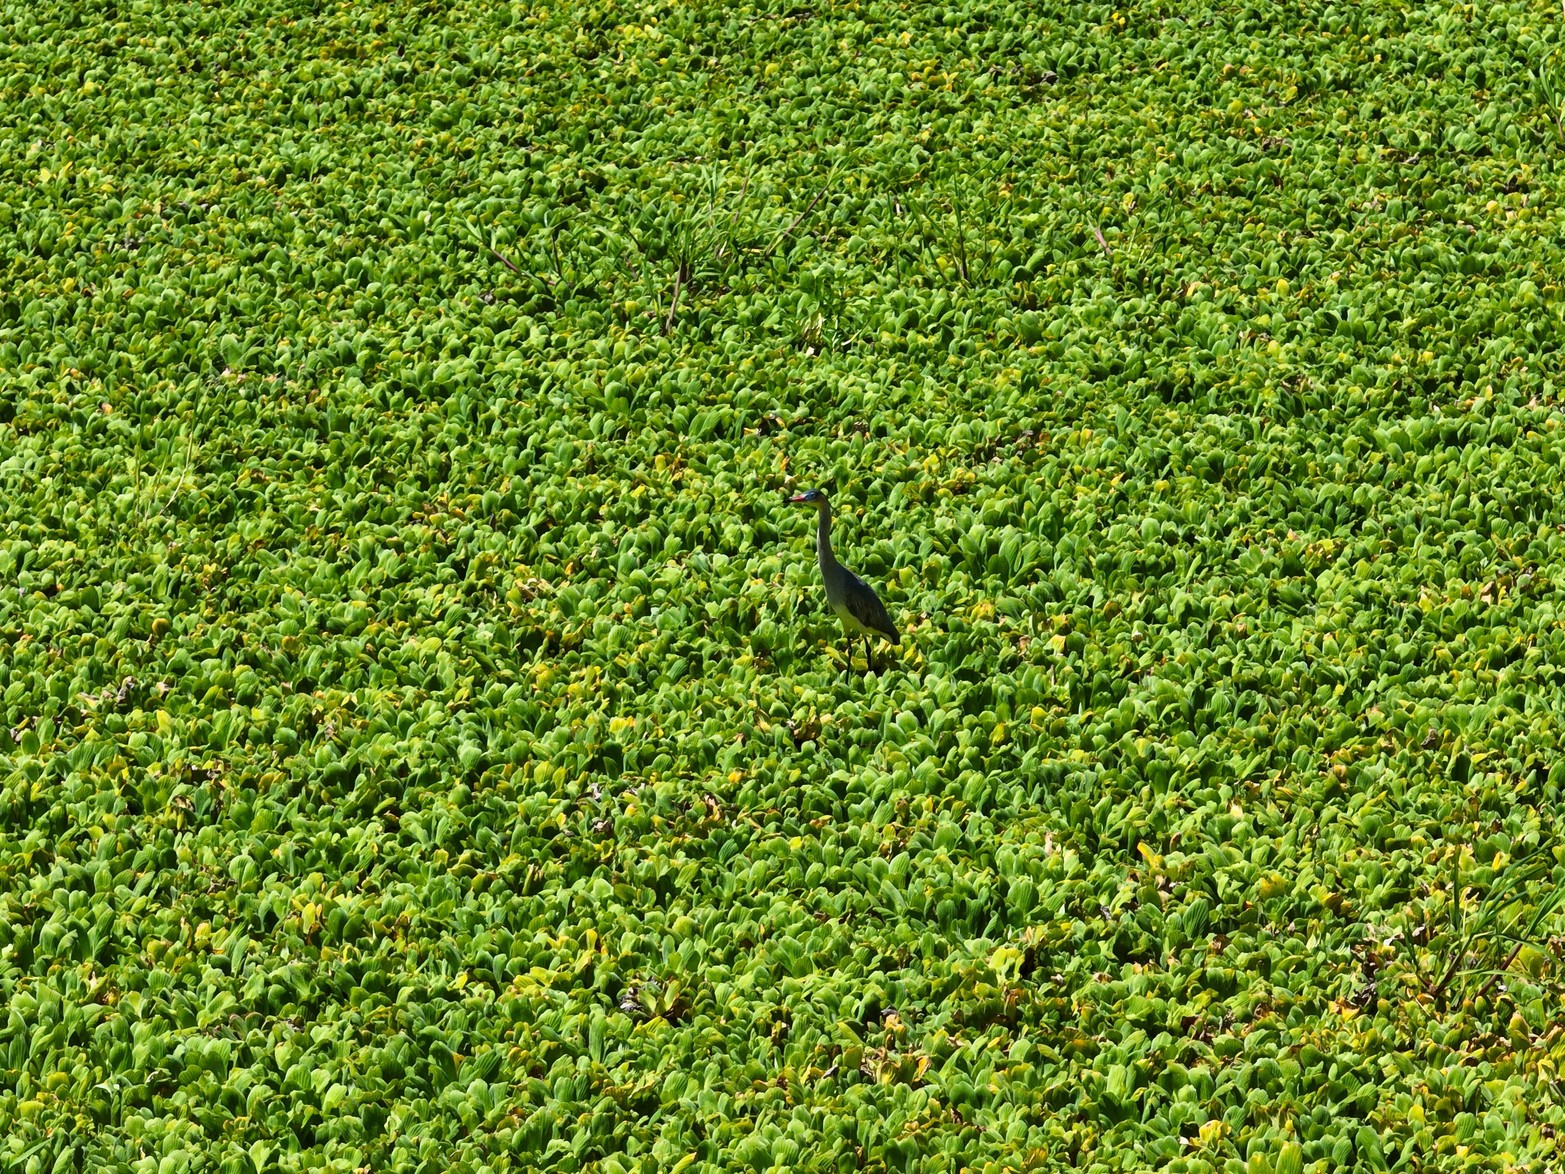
left=157, top=410, right=199, bottom=522
left=713, top=164, right=752, bottom=266
left=664, top=260, right=686, bottom=335
left=460, top=219, right=524, bottom=276
left=130, top=442, right=143, bottom=530
left=951, top=191, right=969, bottom=284
left=1474, top=939, right=1528, bottom=1003
left=764, top=164, right=838, bottom=261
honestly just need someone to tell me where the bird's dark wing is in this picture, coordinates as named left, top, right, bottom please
left=843, top=569, right=900, bottom=643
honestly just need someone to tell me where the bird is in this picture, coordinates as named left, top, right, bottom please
left=789, top=488, right=900, bottom=672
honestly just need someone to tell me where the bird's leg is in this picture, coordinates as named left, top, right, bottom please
left=864, top=636, right=873, bottom=673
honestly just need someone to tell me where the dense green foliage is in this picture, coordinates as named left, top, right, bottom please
left=11, top=0, right=1565, bottom=1170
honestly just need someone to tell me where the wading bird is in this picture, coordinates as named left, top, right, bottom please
left=790, top=489, right=900, bottom=672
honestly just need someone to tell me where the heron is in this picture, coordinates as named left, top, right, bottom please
left=790, top=488, right=900, bottom=671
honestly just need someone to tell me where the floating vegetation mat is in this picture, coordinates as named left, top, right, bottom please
left=6, top=0, right=1565, bottom=1171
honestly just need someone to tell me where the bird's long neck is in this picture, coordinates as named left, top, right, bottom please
left=815, top=503, right=838, bottom=570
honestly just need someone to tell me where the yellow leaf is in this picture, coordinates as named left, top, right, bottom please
left=989, top=945, right=1024, bottom=981
left=1258, top=873, right=1289, bottom=900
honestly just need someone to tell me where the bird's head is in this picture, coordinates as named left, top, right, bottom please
left=789, top=488, right=829, bottom=506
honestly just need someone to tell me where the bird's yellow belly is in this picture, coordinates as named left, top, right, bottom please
left=832, top=602, right=869, bottom=634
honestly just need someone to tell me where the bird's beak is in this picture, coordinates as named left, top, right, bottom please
left=789, top=494, right=809, bottom=503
